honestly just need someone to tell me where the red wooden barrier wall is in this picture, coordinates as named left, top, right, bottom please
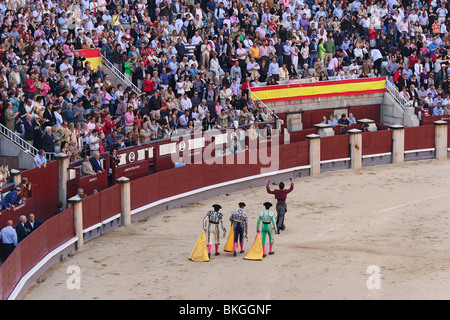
left=362, top=130, right=393, bottom=155
left=81, top=193, right=102, bottom=230
left=348, top=105, right=381, bottom=123
left=100, top=184, right=121, bottom=221
left=0, top=207, right=74, bottom=300
left=320, top=135, right=350, bottom=161
left=404, top=125, right=435, bottom=151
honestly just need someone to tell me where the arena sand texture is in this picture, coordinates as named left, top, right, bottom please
left=21, top=159, right=450, bottom=300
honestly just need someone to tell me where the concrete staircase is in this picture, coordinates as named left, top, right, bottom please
left=100, top=54, right=141, bottom=94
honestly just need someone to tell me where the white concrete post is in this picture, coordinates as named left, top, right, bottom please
left=390, top=124, right=405, bottom=165
left=348, top=129, right=362, bottom=170
left=357, top=118, right=377, bottom=131
left=314, top=123, right=335, bottom=137
left=434, top=120, right=448, bottom=161
left=68, top=196, right=84, bottom=251
left=117, top=176, right=131, bottom=227
left=306, top=133, right=320, bottom=177
left=55, top=153, right=70, bottom=209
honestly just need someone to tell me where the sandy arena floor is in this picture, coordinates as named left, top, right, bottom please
left=20, top=159, right=450, bottom=300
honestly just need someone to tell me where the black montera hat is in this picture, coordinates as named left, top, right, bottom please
left=212, top=204, right=222, bottom=210
left=238, top=202, right=246, bottom=207
left=263, top=202, right=272, bottom=208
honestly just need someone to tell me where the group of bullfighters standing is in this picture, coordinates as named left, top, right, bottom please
left=200, top=178, right=294, bottom=259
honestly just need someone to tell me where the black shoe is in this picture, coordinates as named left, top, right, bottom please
left=208, top=253, right=211, bottom=259
left=263, top=254, right=267, bottom=257
left=269, top=251, right=275, bottom=255
left=233, top=251, right=236, bottom=257
left=240, top=250, right=244, bottom=253
left=215, top=252, right=220, bottom=256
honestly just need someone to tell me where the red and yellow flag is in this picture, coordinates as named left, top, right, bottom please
left=250, top=77, right=386, bottom=103
left=76, top=48, right=102, bottom=71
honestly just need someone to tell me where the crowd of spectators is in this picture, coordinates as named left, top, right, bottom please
left=0, top=0, right=447, bottom=163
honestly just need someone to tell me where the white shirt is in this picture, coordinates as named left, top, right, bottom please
left=371, top=49, right=382, bottom=61
left=54, top=111, right=63, bottom=129
left=88, top=134, right=100, bottom=151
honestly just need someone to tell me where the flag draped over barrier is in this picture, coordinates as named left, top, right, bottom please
left=250, top=77, right=386, bottom=103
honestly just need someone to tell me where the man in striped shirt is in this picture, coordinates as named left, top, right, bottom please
left=229, top=202, right=248, bottom=257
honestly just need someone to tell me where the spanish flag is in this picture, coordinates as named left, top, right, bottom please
left=75, top=48, right=102, bottom=71
left=250, top=77, right=386, bottom=103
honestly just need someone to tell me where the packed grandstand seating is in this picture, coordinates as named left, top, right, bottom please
left=0, top=0, right=447, bottom=167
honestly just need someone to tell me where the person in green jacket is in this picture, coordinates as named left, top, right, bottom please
left=256, top=202, right=277, bottom=257
left=123, top=56, right=133, bottom=81
left=324, top=39, right=336, bottom=67
left=318, top=39, right=326, bottom=61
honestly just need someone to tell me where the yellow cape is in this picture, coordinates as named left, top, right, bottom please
left=188, top=231, right=210, bottom=262
left=223, top=222, right=235, bottom=252
left=244, top=232, right=264, bottom=261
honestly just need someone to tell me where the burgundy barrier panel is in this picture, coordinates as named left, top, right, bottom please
left=421, top=115, right=450, bottom=126
left=81, top=193, right=102, bottom=230
left=348, top=105, right=381, bottom=123
left=113, top=159, right=151, bottom=181
left=0, top=207, right=74, bottom=300
left=404, top=125, right=435, bottom=151
left=302, top=109, right=334, bottom=129
left=46, top=206, right=75, bottom=252
left=288, top=128, right=317, bottom=143
left=320, top=135, right=350, bottom=161
left=21, top=160, right=59, bottom=222
left=100, top=184, right=121, bottom=221
left=67, top=171, right=109, bottom=199
left=448, top=125, right=450, bottom=148
left=362, top=130, right=393, bottom=155
left=279, top=141, right=309, bottom=169
left=130, top=174, right=159, bottom=211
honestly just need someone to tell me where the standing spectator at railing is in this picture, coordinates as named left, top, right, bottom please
left=4, top=101, right=17, bottom=133
left=42, top=126, right=56, bottom=153
left=87, top=129, right=101, bottom=156
left=32, top=149, right=47, bottom=169
left=24, top=114, right=37, bottom=146
left=0, top=220, right=17, bottom=260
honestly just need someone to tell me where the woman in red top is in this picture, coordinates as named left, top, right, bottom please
left=143, top=73, right=155, bottom=94
left=241, top=77, right=252, bottom=96
left=25, top=73, right=37, bottom=100
left=368, top=26, right=377, bottom=47
left=102, top=113, right=119, bottom=137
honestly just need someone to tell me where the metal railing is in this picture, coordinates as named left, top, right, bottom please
left=248, top=88, right=279, bottom=122
left=0, top=123, right=55, bottom=161
left=385, top=77, right=409, bottom=109
left=100, top=53, right=142, bottom=95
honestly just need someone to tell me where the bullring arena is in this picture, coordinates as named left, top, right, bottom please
left=2, top=77, right=450, bottom=303
left=20, top=159, right=450, bottom=300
